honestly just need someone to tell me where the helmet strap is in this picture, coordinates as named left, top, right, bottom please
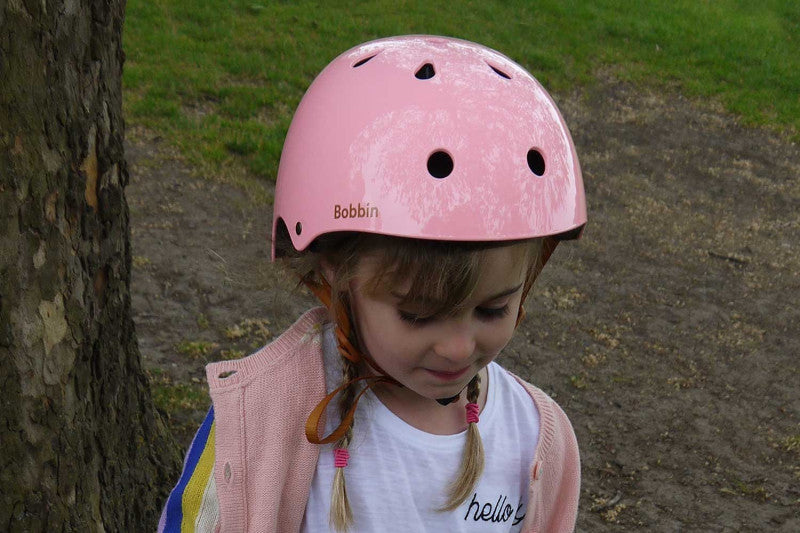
left=436, top=393, right=461, bottom=406
left=303, top=274, right=404, bottom=444
left=303, top=274, right=397, bottom=378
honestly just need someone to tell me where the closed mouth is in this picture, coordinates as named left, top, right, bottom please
left=425, top=367, right=470, bottom=381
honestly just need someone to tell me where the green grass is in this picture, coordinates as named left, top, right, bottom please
left=123, top=0, right=800, bottom=183
left=175, top=340, right=218, bottom=359
left=147, top=369, right=208, bottom=413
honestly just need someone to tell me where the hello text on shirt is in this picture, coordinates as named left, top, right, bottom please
left=463, top=493, right=525, bottom=526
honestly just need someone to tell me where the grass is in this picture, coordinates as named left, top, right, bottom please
left=123, top=0, right=800, bottom=183
left=784, top=434, right=800, bottom=453
left=175, top=340, right=218, bottom=359
left=147, top=369, right=208, bottom=413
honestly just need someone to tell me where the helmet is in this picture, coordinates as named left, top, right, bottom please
left=272, top=35, right=586, bottom=258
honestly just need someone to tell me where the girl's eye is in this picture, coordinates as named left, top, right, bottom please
left=399, top=305, right=510, bottom=325
left=397, top=310, right=434, bottom=326
left=475, top=305, right=510, bottom=320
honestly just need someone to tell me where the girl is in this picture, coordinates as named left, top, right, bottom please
left=160, top=35, right=586, bottom=532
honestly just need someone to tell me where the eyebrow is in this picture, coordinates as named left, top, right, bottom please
left=483, top=283, right=524, bottom=301
left=391, top=282, right=524, bottom=303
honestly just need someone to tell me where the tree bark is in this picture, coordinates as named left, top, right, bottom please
left=0, top=0, right=181, bottom=529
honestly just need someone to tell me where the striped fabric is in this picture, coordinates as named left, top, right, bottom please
left=159, top=407, right=220, bottom=533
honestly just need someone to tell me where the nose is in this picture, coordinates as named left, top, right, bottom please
left=432, top=322, right=476, bottom=363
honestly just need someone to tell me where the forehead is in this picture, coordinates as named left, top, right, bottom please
left=466, top=245, right=530, bottom=297
left=356, top=242, right=530, bottom=300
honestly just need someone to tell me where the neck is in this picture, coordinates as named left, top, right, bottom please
left=369, top=367, right=489, bottom=435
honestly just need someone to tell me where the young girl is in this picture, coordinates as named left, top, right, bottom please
left=160, top=35, right=586, bottom=532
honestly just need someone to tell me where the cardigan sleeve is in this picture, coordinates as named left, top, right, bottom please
left=158, top=408, right=221, bottom=533
left=532, top=396, right=581, bottom=532
left=510, top=374, right=581, bottom=533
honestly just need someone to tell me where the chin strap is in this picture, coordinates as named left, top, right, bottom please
left=303, top=275, right=362, bottom=366
left=305, top=374, right=395, bottom=444
left=303, top=276, right=402, bottom=444
left=436, top=393, right=461, bottom=406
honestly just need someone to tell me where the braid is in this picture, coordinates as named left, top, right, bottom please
left=466, top=373, right=481, bottom=404
left=329, top=338, right=360, bottom=531
left=440, top=373, right=485, bottom=511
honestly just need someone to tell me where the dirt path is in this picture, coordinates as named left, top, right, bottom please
left=127, top=79, right=800, bottom=531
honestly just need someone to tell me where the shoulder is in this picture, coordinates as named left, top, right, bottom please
left=499, top=368, right=579, bottom=464
left=204, top=307, right=329, bottom=390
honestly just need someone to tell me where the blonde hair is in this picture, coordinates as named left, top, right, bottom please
left=329, top=355, right=359, bottom=530
left=276, top=225, right=542, bottom=530
left=440, top=372, right=484, bottom=511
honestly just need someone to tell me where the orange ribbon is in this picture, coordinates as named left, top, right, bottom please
left=305, top=375, right=395, bottom=444
left=303, top=275, right=400, bottom=444
left=304, top=277, right=361, bottom=363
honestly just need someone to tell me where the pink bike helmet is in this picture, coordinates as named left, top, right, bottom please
left=272, top=35, right=586, bottom=258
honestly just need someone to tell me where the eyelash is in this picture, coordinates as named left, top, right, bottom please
left=477, top=305, right=511, bottom=320
left=398, top=305, right=510, bottom=326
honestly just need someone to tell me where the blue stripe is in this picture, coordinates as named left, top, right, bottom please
left=162, top=406, right=215, bottom=533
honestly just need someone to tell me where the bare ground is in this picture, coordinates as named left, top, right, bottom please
left=127, top=78, right=800, bottom=531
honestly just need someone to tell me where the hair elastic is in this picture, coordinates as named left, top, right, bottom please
left=465, top=403, right=480, bottom=424
left=333, top=448, right=350, bottom=468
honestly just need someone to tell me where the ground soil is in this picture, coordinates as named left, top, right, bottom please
left=127, top=78, right=800, bottom=532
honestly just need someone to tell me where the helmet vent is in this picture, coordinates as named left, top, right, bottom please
left=527, top=149, right=546, bottom=176
left=488, top=64, right=511, bottom=79
left=427, top=151, right=453, bottom=178
left=415, top=63, right=436, bottom=80
left=353, top=54, right=377, bottom=68
left=295, top=222, right=303, bottom=235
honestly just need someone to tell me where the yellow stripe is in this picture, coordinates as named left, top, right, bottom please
left=181, top=421, right=216, bottom=532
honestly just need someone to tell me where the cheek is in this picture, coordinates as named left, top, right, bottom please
left=352, top=297, right=401, bottom=351
left=482, top=319, right=518, bottom=355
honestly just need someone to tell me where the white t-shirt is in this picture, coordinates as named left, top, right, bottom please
left=301, top=327, right=540, bottom=532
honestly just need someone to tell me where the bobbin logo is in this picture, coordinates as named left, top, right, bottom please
left=334, top=202, right=379, bottom=219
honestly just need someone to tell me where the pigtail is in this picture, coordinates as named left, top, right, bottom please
left=329, top=336, right=360, bottom=531
left=440, top=374, right=485, bottom=511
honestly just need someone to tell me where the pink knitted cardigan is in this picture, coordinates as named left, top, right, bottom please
left=204, top=307, right=580, bottom=532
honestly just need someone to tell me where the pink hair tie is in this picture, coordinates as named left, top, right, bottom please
left=333, top=448, right=350, bottom=468
left=465, top=403, right=480, bottom=424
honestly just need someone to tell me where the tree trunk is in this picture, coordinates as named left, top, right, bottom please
left=0, top=0, right=181, bottom=529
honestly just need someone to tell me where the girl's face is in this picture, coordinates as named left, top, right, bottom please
left=348, top=244, right=530, bottom=402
